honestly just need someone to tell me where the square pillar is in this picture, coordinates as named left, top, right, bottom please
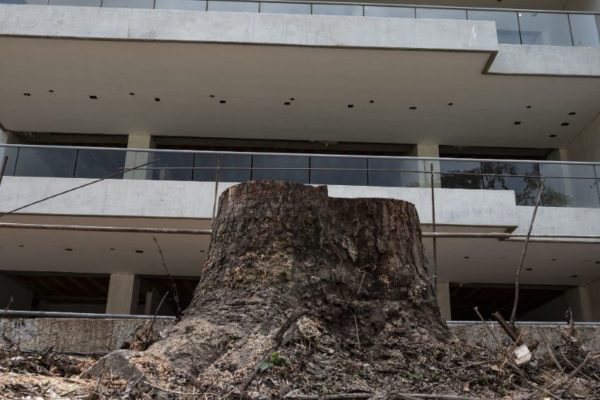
left=567, top=281, right=600, bottom=322
left=436, top=281, right=452, bottom=321
left=412, top=143, right=441, bottom=188
left=105, top=272, right=140, bottom=314
left=124, top=134, right=154, bottom=180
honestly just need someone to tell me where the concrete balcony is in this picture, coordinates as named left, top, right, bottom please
left=0, top=144, right=598, bottom=288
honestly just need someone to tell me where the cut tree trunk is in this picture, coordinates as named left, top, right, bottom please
left=89, top=181, right=451, bottom=396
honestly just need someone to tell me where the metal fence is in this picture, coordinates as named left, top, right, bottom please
left=1, top=0, right=599, bottom=47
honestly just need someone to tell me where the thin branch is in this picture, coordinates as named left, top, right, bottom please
left=510, top=178, right=545, bottom=325
left=152, top=237, right=182, bottom=318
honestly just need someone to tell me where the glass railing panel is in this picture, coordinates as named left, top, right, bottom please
left=364, top=6, right=414, bottom=19
left=251, top=154, right=309, bottom=183
left=439, top=160, right=483, bottom=189
left=74, top=149, right=126, bottom=179
left=148, top=151, right=194, bottom=181
left=312, top=4, right=362, bottom=16
left=207, top=0, right=258, bottom=12
left=310, top=156, right=367, bottom=186
left=0, top=146, right=19, bottom=177
left=480, top=161, right=541, bottom=206
left=539, top=163, right=600, bottom=208
left=192, top=153, right=251, bottom=182
left=155, top=0, right=206, bottom=10
left=367, top=158, right=421, bottom=188
left=49, top=0, right=101, bottom=5
left=518, top=12, right=573, bottom=46
left=416, top=7, right=467, bottom=21
left=14, top=147, right=77, bottom=178
left=569, top=14, right=600, bottom=47
left=467, top=10, right=521, bottom=44
left=260, top=2, right=310, bottom=15
left=102, top=0, right=153, bottom=7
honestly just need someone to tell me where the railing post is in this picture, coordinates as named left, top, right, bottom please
left=430, top=163, right=438, bottom=294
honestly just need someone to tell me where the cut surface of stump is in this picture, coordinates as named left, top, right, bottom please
left=90, top=181, right=461, bottom=396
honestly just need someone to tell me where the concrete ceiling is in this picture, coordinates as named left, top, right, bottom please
left=0, top=214, right=598, bottom=286
left=0, top=37, right=599, bottom=148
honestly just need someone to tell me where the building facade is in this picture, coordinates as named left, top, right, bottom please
left=0, top=0, right=599, bottom=321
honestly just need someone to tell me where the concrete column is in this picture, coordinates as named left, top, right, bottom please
left=143, top=288, right=161, bottom=315
left=105, top=272, right=140, bottom=314
left=412, top=143, right=440, bottom=188
left=124, top=134, right=154, bottom=180
left=436, top=280, right=452, bottom=321
left=567, top=281, right=600, bottom=322
left=547, top=148, right=569, bottom=162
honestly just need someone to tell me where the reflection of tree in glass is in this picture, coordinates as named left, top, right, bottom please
left=440, top=168, right=483, bottom=189
left=442, top=162, right=570, bottom=206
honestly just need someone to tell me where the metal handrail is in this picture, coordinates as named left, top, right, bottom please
left=1, top=143, right=599, bottom=168
left=2, top=0, right=599, bottom=14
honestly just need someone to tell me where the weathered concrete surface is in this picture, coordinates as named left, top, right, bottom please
left=489, top=44, right=600, bottom=77
left=0, top=177, right=518, bottom=229
left=0, top=5, right=498, bottom=52
left=1, top=318, right=599, bottom=355
left=0, top=318, right=171, bottom=354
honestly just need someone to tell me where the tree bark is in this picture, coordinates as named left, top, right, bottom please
left=90, top=181, right=448, bottom=396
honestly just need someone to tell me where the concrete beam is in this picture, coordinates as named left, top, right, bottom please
left=105, top=272, right=140, bottom=314
left=489, top=44, right=600, bottom=77
left=0, top=5, right=498, bottom=52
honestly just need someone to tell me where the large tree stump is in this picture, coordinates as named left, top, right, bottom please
left=90, top=181, right=451, bottom=396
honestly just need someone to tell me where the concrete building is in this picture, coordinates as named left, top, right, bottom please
left=0, top=0, right=599, bottom=321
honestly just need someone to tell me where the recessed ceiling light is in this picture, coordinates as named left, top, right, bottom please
left=514, top=121, right=522, bottom=125
left=89, top=95, right=97, bottom=100
left=347, top=104, right=354, bottom=108
left=561, top=122, right=570, bottom=127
